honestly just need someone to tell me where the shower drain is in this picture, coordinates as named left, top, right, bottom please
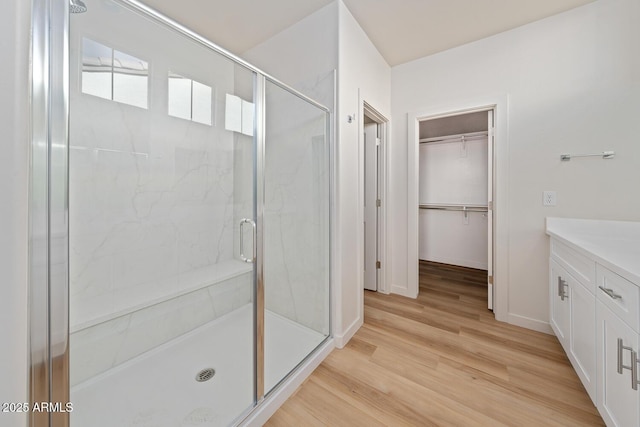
left=195, top=368, right=216, bottom=382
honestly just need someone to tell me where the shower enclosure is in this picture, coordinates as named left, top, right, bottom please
left=29, top=0, right=331, bottom=425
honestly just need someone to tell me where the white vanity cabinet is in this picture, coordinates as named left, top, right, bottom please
left=596, top=265, right=640, bottom=427
left=549, top=258, right=570, bottom=346
left=546, top=218, right=640, bottom=427
left=549, top=240, right=596, bottom=401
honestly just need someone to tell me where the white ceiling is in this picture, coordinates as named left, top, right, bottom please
left=139, top=0, right=597, bottom=66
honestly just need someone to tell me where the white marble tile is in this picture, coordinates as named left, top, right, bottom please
left=70, top=314, right=131, bottom=386
left=70, top=93, right=240, bottom=329
left=71, top=270, right=252, bottom=385
left=208, top=272, right=253, bottom=318
left=114, top=287, right=216, bottom=365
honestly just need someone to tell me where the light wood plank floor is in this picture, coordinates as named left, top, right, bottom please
left=265, top=261, right=604, bottom=426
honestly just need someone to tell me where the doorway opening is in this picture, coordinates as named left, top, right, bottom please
left=417, top=108, right=495, bottom=310
left=362, top=102, right=388, bottom=293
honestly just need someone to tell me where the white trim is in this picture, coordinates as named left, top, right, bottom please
left=507, top=313, right=553, bottom=335
left=390, top=283, right=416, bottom=299
left=407, top=94, right=510, bottom=321
left=334, top=316, right=363, bottom=349
left=419, top=257, right=488, bottom=271
left=241, top=339, right=335, bottom=426
left=379, top=118, right=391, bottom=295
left=362, top=100, right=390, bottom=295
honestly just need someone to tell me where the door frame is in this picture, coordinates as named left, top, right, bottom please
left=407, top=96, right=509, bottom=322
left=361, top=100, right=389, bottom=294
left=363, top=120, right=378, bottom=291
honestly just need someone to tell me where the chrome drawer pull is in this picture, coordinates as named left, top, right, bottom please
left=599, top=286, right=622, bottom=300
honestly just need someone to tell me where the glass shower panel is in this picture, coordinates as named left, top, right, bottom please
left=68, top=0, right=257, bottom=425
left=263, top=80, right=330, bottom=394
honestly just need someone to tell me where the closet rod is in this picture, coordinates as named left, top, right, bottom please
left=419, top=203, right=488, bottom=213
left=420, top=130, right=488, bottom=144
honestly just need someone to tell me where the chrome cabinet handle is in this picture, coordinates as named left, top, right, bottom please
left=599, top=286, right=622, bottom=300
left=618, top=339, right=640, bottom=391
left=558, top=277, right=568, bottom=301
left=632, top=350, right=639, bottom=391
left=557, top=276, right=563, bottom=297
left=618, top=338, right=628, bottom=374
left=239, top=218, right=256, bottom=263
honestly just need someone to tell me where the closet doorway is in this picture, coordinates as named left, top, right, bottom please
left=362, top=103, right=388, bottom=293
left=418, top=109, right=494, bottom=309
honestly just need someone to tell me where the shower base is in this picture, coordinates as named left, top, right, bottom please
left=70, top=304, right=326, bottom=426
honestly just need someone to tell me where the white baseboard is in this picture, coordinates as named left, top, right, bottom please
left=390, top=283, right=417, bottom=299
left=334, top=316, right=363, bottom=348
left=242, top=339, right=335, bottom=426
left=507, top=313, right=553, bottom=335
left=420, top=257, right=488, bottom=271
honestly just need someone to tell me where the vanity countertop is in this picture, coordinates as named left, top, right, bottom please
left=546, top=217, right=640, bottom=284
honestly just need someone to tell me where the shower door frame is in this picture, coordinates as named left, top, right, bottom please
left=29, top=0, right=333, bottom=425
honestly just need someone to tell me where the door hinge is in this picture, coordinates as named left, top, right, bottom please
left=376, top=261, right=381, bottom=269
left=376, top=138, right=380, bottom=147
left=488, top=201, right=493, bottom=210
left=376, top=199, right=381, bottom=207
left=488, top=275, right=493, bottom=284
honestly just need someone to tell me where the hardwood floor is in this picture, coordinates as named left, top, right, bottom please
left=265, top=261, right=604, bottom=426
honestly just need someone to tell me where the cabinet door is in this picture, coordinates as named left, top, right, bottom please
left=597, top=301, right=640, bottom=427
left=569, top=276, right=596, bottom=401
left=550, top=259, right=570, bottom=350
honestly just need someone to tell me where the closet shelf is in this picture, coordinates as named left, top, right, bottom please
left=420, top=130, right=488, bottom=144
left=419, top=203, right=488, bottom=213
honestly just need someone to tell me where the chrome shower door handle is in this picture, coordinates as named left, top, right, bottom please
left=239, top=218, right=256, bottom=263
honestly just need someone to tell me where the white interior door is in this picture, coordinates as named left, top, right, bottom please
left=364, top=122, right=378, bottom=291
left=487, top=109, right=494, bottom=310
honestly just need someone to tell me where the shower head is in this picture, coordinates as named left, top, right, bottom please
left=70, top=0, right=87, bottom=13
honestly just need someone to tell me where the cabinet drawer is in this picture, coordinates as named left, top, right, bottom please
left=551, top=240, right=596, bottom=293
left=596, top=265, right=640, bottom=332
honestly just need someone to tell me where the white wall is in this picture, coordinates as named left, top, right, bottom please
left=391, top=0, right=640, bottom=331
left=0, top=1, right=30, bottom=426
left=337, top=0, right=391, bottom=345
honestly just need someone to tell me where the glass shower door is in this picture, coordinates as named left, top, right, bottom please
left=262, top=80, right=331, bottom=393
left=68, top=0, right=257, bottom=425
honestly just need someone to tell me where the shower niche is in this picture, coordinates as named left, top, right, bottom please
left=43, top=0, right=333, bottom=425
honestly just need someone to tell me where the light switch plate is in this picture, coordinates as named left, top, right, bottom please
left=543, top=191, right=557, bottom=206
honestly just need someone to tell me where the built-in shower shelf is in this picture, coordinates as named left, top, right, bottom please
left=71, top=259, right=253, bottom=333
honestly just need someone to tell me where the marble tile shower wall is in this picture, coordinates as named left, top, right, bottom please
left=69, top=0, right=255, bottom=385
left=68, top=85, right=254, bottom=382
left=69, top=99, right=243, bottom=328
